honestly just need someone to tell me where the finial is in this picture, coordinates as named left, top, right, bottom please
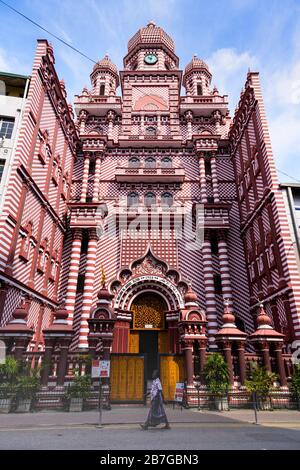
left=101, top=265, right=106, bottom=287
left=147, top=20, right=156, bottom=27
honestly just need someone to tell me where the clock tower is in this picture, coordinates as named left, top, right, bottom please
left=120, top=20, right=181, bottom=136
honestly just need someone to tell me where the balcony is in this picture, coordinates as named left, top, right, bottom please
left=180, top=94, right=228, bottom=117
left=115, top=166, right=185, bottom=183
left=74, top=94, right=122, bottom=117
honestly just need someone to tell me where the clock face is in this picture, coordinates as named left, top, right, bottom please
left=144, top=54, right=158, bottom=65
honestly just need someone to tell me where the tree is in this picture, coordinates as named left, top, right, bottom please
left=203, top=353, right=229, bottom=396
left=245, top=364, right=277, bottom=409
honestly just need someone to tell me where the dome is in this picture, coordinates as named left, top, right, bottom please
left=184, top=55, right=211, bottom=76
left=128, top=21, right=175, bottom=53
left=91, top=55, right=119, bottom=77
left=184, top=285, right=198, bottom=304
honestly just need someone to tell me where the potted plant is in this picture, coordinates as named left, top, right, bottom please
left=0, top=356, right=18, bottom=413
left=245, top=364, right=277, bottom=410
left=203, top=353, right=230, bottom=411
left=290, top=364, right=300, bottom=411
left=66, top=374, right=91, bottom=412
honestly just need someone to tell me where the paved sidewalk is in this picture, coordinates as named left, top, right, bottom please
left=0, top=406, right=299, bottom=430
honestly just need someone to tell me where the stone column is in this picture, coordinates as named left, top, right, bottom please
left=185, top=111, right=193, bottom=140
left=210, top=153, right=220, bottom=203
left=56, top=337, right=72, bottom=387
left=182, top=341, right=194, bottom=385
left=199, top=152, right=207, bottom=203
left=107, top=111, right=115, bottom=140
left=41, top=337, right=55, bottom=387
left=222, top=341, right=234, bottom=385
left=218, top=231, right=233, bottom=306
left=65, top=229, right=82, bottom=325
left=79, top=229, right=98, bottom=349
left=14, top=337, right=30, bottom=361
left=92, top=154, right=102, bottom=203
left=79, top=110, right=88, bottom=134
left=202, top=231, right=218, bottom=348
left=274, top=342, right=287, bottom=386
left=80, top=154, right=90, bottom=202
left=236, top=341, right=246, bottom=386
left=199, top=339, right=207, bottom=379
left=261, top=341, right=271, bottom=372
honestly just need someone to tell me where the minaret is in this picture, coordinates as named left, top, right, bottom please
left=90, top=55, right=119, bottom=96
left=183, top=55, right=212, bottom=96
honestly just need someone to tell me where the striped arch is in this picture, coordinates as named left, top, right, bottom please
left=113, top=275, right=185, bottom=311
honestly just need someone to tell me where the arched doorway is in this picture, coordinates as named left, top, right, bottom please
left=130, top=292, right=168, bottom=381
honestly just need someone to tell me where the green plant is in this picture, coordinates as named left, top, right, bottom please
left=16, top=375, right=40, bottom=400
left=290, top=364, right=300, bottom=409
left=203, top=353, right=229, bottom=396
left=0, top=356, right=19, bottom=384
left=245, top=364, right=277, bottom=399
left=66, top=374, right=92, bottom=399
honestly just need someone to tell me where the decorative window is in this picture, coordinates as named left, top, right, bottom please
left=129, top=157, right=140, bottom=168
left=49, top=249, right=59, bottom=281
left=144, top=192, right=156, bottom=207
left=127, top=192, right=139, bottom=207
left=161, top=157, right=172, bottom=168
left=61, top=172, right=69, bottom=200
left=145, top=126, right=156, bottom=136
left=213, top=274, right=222, bottom=295
left=52, top=154, right=61, bottom=186
left=19, top=221, right=34, bottom=261
left=197, top=84, right=203, bottom=96
left=161, top=192, right=173, bottom=207
left=145, top=157, right=156, bottom=168
left=99, top=84, right=105, bottom=96
left=37, top=238, right=49, bottom=274
left=38, top=130, right=50, bottom=165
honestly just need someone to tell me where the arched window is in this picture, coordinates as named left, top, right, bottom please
left=145, top=157, right=156, bottom=168
left=145, top=126, right=156, bottom=135
left=99, top=84, right=105, bottom=96
left=161, top=192, right=173, bottom=207
left=197, top=84, right=203, bottom=95
left=127, top=192, right=139, bottom=207
left=144, top=192, right=156, bottom=207
left=129, top=157, right=140, bottom=168
left=161, top=157, right=172, bottom=168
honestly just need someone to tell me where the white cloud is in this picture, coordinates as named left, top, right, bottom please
left=0, top=48, right=30, bottom=75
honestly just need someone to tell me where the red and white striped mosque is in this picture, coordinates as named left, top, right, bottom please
left=0, top=22, right=299, bottom=404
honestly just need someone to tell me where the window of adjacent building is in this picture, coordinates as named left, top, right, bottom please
left=161, top=192, right=173, bottom=207
left=99, top=84, right=105, bottom=96
left=127, top=192, right=139, bottom=207
left=0, top=159, right=5, bottom=183
left=144, top=192, right=156, bottom=207
left=161, top=157, right=172, bottom=168
left=0, top=117, right=14, bottom=140
left=129, top=157, right=140, bottom=168
left=145, top=157, right=156, bottom=168
left=213, top=274, right=222, bottom=294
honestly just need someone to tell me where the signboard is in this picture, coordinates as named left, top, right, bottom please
left=92, top=360, right=101, bottom=378
left=174, top=382, right=185, bottom=402
left=100, top=360, right=110, bottom=378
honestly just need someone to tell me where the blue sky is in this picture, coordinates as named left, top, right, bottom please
left=0, top=0, right=300, bottom=182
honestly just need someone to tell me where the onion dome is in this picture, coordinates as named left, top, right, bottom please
left=249, top=303, right=285, bottom=341
left=185, top=55, right=210, bottom=75
left=52, top=302, right=69, bottom=325
left=128, top=21, right=175, bottom=53
left=11, top=299, right=28, bottom=324
left=184, top=284, right=198, bottom=305
left=90, top=55, right=119, bottom=85
left=215, top=299, right=247, bottom=339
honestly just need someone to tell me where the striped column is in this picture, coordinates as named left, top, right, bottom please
left=79, top=229, right=98, bottom=349
left=210, top=154, right=220, bottom=203
left=202, top=231, right=218, bottom=348
left=218, top=231, right=233, bottom=306
left=92, top=154, right=102, bottom=203
left=80, top=154, right=90, bottom=203
left=65, top=229, right=82, bottom=325
left=198, top=153, right=207, bottom=203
